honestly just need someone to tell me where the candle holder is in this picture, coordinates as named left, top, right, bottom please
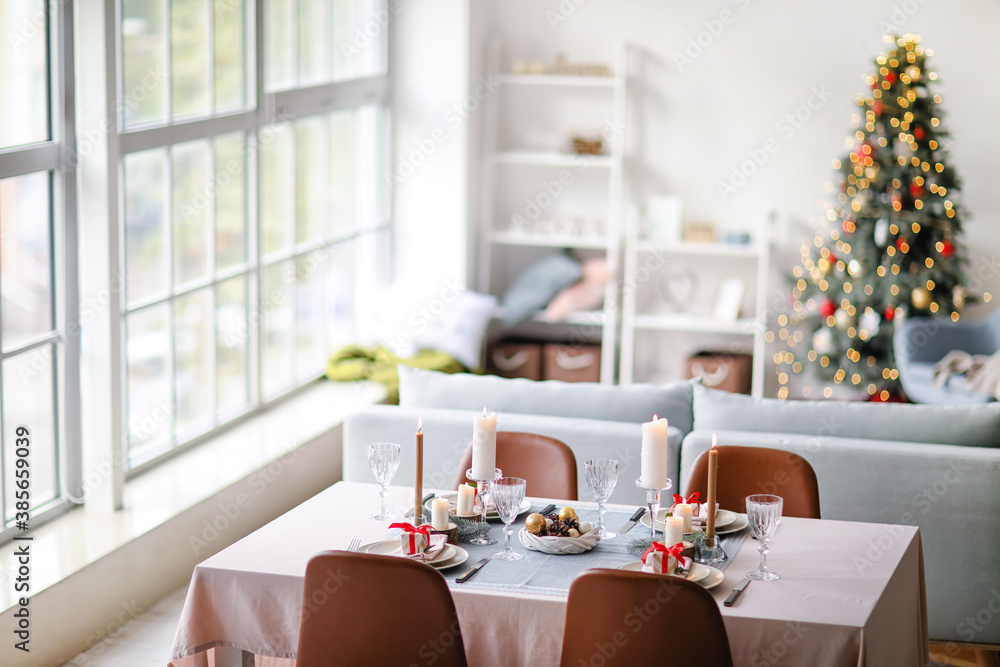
left=634, top=478, right=672, bottom=543
left=466, top=468, right=502, bottom=546
left=694, top=532, right=727, bottom=565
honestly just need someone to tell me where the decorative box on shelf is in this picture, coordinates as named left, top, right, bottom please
left=543, top=343, right=601, bottom=383
left=486, top=340, right=543, bottom=380
left=685, top=351, right=753, bottom=394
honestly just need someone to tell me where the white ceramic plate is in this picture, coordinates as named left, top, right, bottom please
left=640, top=508, right=738, bottom=531
left=425, top=492, right=531, bottom=519
left=362, top=540, right=466, bottom=569
left=715, top=513, right=749, bottom=535
left=617, top=562, right=724, bottom=589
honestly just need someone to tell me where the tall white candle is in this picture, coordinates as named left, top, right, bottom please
left=471, top=408, right=498, bottom=480
left=675, top=503, right=694, bottom=533
left=664, top=515, right=685, bottom=547
left=431, top=496, right=451, bottom=530
left=639, top=415, right=669, bottom=488
left=457, top=484, right=476, bottom=515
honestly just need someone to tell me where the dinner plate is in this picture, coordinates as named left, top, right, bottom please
left=426, top=492, right=531, bottom=519
left=363, top=540, right=465, bottom=569
left=715, top=513, right=749, bottom=535
left=616, top=561, right=712, bottom=584
left=640, top=508, right=738, bottom=531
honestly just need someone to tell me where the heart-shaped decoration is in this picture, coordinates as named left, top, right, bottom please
left=658, top=270, right=699, bottom=312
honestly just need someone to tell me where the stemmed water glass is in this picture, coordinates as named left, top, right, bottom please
left=745, top=494, right=783, bottom=581
left=584, top=459, right=619, bottom=539
left=367, top=443, right=401, bottom=520
left=492, top=477, right=527, bottom=561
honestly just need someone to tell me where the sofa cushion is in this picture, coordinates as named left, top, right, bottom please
left=399, top=366, right=697, bottom=434
left=693, top=385, right=1000, bottom=448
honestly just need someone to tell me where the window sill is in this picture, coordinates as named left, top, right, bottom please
left=0, top=380, right=385, bottom=614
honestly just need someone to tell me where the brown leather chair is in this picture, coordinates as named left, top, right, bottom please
left=685, top=445, right=821, bottom=519
left=296, top=551, right=467, bottom=667
left=560, top=569, right=734, bottom=667
left=453, top=431, right=578, bottom=500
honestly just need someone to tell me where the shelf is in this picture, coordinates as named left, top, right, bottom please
left=633, top=313, right=758, bottom=335
left=490, top=231, right=607, bottom=249
left=492, top=308, right=606, bottom=327
left=634, top=240, right=761, bottom=257
left=492, top=151, right=617, bottom=168
left=497, top=74, right=618, bottom=88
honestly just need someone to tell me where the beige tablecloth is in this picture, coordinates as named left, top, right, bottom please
left=169, top=481, right=927, bottom=667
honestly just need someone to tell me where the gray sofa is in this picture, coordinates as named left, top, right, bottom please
left=342, top=367, right=1000, bottom=645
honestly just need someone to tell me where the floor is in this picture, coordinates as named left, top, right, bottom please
left=62, top=585, right=188, bottom=667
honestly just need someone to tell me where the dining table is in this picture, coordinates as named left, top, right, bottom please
left=168, top=480, right=927, bottom=667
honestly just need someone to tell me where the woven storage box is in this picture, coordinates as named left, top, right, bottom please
left=685, top=351, right=752, bottom=394
left=543, top=343, right=601, bottom=383
left=486, top=340, right=543, bottom=380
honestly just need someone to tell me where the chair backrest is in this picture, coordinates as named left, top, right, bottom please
left=296, top=551, right=467, bottom=667
left=453, top=431, right=578, bottom=499
left=686, top=445, right=821, bottom=518
left=560, top=569, right=733, bottom=667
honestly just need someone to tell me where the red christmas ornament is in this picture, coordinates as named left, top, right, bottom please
left=873, top=101, right=884, bottom=116
left=885, top=72, right=897, bottom=84
left=885, top=305, right=896, bottom=322
left=940, top=239, right=955, bottom=257
left=914, top=125, right=926, bottom=140
left=909, top=183, right=924, bottom=198
left=820, top=300, right=837, bottom=318
left=896, top=236, right=907, bottom=250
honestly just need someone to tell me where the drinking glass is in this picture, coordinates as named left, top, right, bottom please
left=745, top=494, right=783, bottom=581
left=492, top=477, right=527, bottom=561
left=367, top=443, right=401, bottom=520
left=584, top=459, right=619, bottom=538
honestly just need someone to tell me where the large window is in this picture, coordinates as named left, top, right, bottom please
left=0, top=0, right=390, bottom=539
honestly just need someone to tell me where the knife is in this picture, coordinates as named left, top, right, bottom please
left=619, top=507, right=646, bottom=534
left=724, top=578, right=751, bottom=607
left=537, top=503, right=556, bottom=516
left=455, top=557, right=491, bottom=583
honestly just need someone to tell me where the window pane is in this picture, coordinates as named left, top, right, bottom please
left=0, top=0, right=49, bottom=147
left=213, top=0, right=245, bottom=112
left=329, top=110, right=354, bottom=234
left=122, top=0, right=167, bottom=127
left=333, top=0, right=387, bottom=82
left=125, top=148, right=169, bottom=303
left=354, top=104, right=382, bottom=227
left=171, top=0, right=210, bottom=119
left=0, top=172, right=52, bottom=350
left=216, top=276, right=248, bottom=414
left=174, top=288, right=212, bottom=434
left=172, top=140, right=212, bottom=285
left=3, top=348, right=59, bottom=519
left=260, top=123, right=293, bottom=256
left=214, top=133, right=246, bottom=270
left=297, top=0, right=328, bottom=86
left=296, top=117, right=327, bottom=243
left=262, top=261, right=293, bottom=395
left=264, top=0, right=293, bottom=91
left=326, top=242, right=353, bottom=351
left=127, top=304, right=172, bottom=463
left=295, top=252, right=325, bottom=380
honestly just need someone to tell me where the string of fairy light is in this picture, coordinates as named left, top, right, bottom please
left=773, top=34, right=989, bottom=402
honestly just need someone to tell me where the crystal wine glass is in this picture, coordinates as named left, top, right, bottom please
left=584, top=459, right=619, bottom=539
left=367, top=443, right=401, bottom=520
left=492, top=477, right=526, bottom=561
left=745, top=494, right=783, bottom=581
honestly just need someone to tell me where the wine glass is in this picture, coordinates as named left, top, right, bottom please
left=492, top=477, right=526, bottom=560
left=745, top=494, right=783, bottom=581
left=367, top=443, right=401, bottom=520
left=584, top=459, right=619, bottom=538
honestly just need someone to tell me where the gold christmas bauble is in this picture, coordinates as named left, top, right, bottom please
left=525, top=513, right=547, bottom=535
left=810, top=266, right=824, bottom=282
left=911, top=286, right=932, bottom=310
left=558, top=506, right=578, bottom=522
left=817, top=258, right=832, bottom=275
left=953, top=286, right=966, bottom=311
left=834, top=308, right=855, bottom=330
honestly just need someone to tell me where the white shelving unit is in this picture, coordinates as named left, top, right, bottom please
left=477, top=44, right=630, bottom=384
left=619, top=211, right=773, bottom=397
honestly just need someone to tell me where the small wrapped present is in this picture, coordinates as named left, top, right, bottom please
left=389, top=523, right=447, bottom=561
left=641, top=542, right=687, bottom=575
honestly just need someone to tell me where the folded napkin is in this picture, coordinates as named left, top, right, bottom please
left=691, top=502, right=720, bottom=527
left=641, top=543, right=687, bottom=575
left=389, top=523, right=448, bottom=561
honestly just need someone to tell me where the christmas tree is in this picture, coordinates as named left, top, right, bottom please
left=776, top=34, right=971, bottom=402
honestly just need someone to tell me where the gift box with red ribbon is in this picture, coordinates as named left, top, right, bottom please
left=389, top=522, right=432, bottom=555
left=641, top=542, right=687, bottom=575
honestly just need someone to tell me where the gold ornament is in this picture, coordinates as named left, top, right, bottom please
left=817, top=257, right=832, bottom=275
left=558, top=506, right=578, bottom=522
left=953, top=286, right=966, bottom=311
left=834, top=309, right=855, bottom=330
left=911, top=286, right=932, bottom=310
left=525, top=513, right=547, bottom=535
left=810, top=266, right=824, bottom=282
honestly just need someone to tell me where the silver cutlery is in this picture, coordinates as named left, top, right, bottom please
left=619, top=507, right=646, bottom=534
left=455, top=557, right=491, bottom=583
left=537, top=503, right=557, bottom=516
left=724, top=578, right=751, bottom=606
left=346, top=538, right=361, bottom=553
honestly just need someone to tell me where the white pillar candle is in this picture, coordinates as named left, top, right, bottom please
left=457, top=484, right=476, bottom=515
left=674, top=503, right=694, bottom=533
left=664, top=515, right=685, bottom=547
left=639, top=415, right=669, bottom=489
left=471, top=408, right=498, bottom=480
left=431, top=496, right=451, bottom=530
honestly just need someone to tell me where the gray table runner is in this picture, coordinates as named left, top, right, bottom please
left=388, top=503, right=749, bottom=597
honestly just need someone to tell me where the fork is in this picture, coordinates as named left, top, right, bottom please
left=346, top=538, right=361, bottom=553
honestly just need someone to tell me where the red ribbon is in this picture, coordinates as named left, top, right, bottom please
left=641, top=542, right=687, bottom=574
left=671, top=492, right=701, bottom=513
left=389, top=522, right=432, bottom=554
